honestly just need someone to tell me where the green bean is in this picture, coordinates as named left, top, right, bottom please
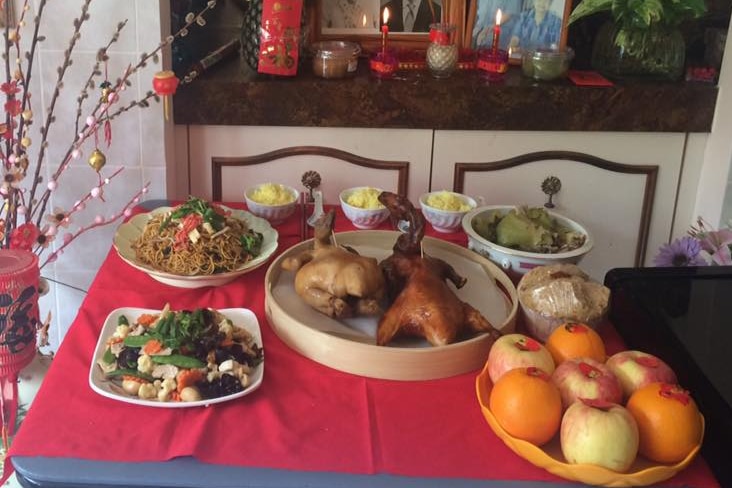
left=105, top=369, right=154, bottom=382
left=118, top=314, right=129, bottom=326
left=123, top=335, right=150, bottom=348
left=102, top=347, right=115, bottom=364
left=151, top=354, right=205, bottom=369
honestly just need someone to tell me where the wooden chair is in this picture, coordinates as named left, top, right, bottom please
left=452, top=150, right=658, bottom=270
left=211, top=146, right=409, bottom=204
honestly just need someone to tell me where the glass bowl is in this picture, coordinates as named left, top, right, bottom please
left=521, top=47, right=575, bottom=81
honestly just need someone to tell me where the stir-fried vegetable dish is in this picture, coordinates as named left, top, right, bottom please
left=97, top=305, right=263, bottom=402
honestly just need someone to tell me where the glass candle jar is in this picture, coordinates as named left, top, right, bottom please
left=477, top=48, right=509, bottom=81
left=426, top=23, right=458, bottom=79
left=370, top=49, right=399, bottom=78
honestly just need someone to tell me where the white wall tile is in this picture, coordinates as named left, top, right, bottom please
left=19, top=1, right=166, bottom=351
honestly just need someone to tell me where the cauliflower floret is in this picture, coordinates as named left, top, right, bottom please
left=113, top=324, right=130, bottom=339
left=137, top=354, right=155, bottom=374
left=137, top=383, right=157, bottom=399
left=157, top=377, right=177, bottom=401
left=219, top=360, right=251, bottom=385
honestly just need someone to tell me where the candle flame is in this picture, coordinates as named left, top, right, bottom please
left=383, top=7, right=390, bottom=24
left=495, top=9, right=502, bottom=26
left=363, top=14, right=367, bottom=27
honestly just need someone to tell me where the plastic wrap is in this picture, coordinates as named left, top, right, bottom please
left=517, top=264, right=609, bottom=341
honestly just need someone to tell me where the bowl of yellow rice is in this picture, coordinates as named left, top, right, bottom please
left=339, top=187, right=390, bottom=229
left=245, top=183, right=299, bottom=225
left=419, top=191, right=477, bottom=233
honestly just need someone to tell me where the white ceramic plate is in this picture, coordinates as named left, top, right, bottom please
left=265, top=231, right=518, bottom=381
left=89, top=307, right=264, bottom=408
left=113, top=206, right=278, bottom=288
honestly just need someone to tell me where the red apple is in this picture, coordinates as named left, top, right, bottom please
left=551, top=357, right=623, bottom=410
left=486, top=333, right=555, bottom=383
left=606, top=350, right=677, bottom=399
left=561, top=398, right=639, bottom=472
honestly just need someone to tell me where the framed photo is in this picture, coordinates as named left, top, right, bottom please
left=0, top=1, right=14, bottom=28
left=467, top=0, right=571, bottom=53
left=315, top=0, right=444, bottom=52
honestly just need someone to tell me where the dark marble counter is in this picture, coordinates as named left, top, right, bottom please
left=172, top=57, right=718, bottom=132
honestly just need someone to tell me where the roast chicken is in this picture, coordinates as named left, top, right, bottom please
left=377, top=192, right=502, bottom=347
left=281, top=210, right=385, bottom=318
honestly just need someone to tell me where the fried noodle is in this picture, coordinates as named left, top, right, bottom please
left=132, top=212, right=254, bottom=275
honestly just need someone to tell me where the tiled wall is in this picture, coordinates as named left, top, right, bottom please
left=23, top=0, right=167, bottom=352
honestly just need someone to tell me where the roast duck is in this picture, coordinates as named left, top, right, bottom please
left=376, top=191, right=501, bottom=346
left=281, top=193, right=502, bottom=347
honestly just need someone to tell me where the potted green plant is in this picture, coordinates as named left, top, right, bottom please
left=568, top=0, right=707, bottom=80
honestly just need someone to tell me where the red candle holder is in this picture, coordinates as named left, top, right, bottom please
left=370, top=50, right=399, bottom=79
left=477, top=48, right=509, bottom=81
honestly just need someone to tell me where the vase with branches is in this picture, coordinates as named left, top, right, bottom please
left=0, top=1, right=216, bottom=481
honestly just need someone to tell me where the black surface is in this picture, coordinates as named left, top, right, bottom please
left=605, top=265, right=732, bottom=488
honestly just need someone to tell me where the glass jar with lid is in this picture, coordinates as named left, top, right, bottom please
left=311, top=41, right=361, bottom=79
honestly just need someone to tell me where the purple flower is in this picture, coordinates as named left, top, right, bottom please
left=653, top=236, right=708, bottom=267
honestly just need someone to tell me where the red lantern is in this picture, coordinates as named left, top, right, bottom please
left=152, top=70, right=179, bottom=121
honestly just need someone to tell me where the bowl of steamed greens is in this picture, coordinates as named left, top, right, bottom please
left=461, top=206, right=593, bottom=277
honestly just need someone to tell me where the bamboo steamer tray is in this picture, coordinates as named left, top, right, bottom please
left=264, top=231, right=517, bottom=381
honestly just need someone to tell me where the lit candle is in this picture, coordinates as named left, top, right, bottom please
left=492, top=9, right=502, bottom=53
left=381, top=8, right=390, bottom=57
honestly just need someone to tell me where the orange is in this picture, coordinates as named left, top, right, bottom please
left=545, top=322, right=606, bottom=365
left=626, top=382, right=703, bottom=464
left=489, top=366, right=562, bottom=446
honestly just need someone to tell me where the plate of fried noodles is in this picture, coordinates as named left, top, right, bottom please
left=113, top=197, right=278, bottom=288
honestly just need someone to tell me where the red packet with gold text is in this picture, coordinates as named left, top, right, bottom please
left=257, top=0, right=303, bottom=76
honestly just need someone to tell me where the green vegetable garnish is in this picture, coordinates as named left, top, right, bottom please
left=160, top=196, right=226, bottom=232
left=151, top=354, right=206, bottom=369
left=241, top=230, right=263, bottom=256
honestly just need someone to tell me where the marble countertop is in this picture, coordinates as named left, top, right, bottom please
left=172, top=57, right=718, bottom=133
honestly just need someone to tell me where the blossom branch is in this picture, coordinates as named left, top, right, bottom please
left=39, top=179, right=150, bottom=269
left=27, top=0, right=92, bottom=219
left=30, top=0, right=217, bottom=225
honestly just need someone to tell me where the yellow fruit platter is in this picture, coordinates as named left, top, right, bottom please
left=475, top=362, right=705, bottom=487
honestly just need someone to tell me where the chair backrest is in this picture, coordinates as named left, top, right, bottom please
left=212, top=145, right=409, bottom=204
left=452, top=150, right=658, bottom=276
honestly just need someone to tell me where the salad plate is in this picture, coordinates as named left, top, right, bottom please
left=113, top=204, right=278, bottom=288
left=89, top=307, right=264, bottom=408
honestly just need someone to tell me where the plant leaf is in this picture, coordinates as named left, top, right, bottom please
left=568, top=0, right=613, bottom=24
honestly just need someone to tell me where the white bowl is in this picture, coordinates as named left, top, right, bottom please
left=245, top=183, right=299, bottom=225
left=461, top=205, right=593, bottom=277
left=419, top=191, right=477, bottom=233
left=339, top=187, right=390, bottom=230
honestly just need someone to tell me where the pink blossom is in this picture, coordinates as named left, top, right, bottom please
left=4, top=99, right=22, bottom=116
left=10, top=222, right=40, bottom=251
left=45, top=207, right=71, bottom=228
left=0, top=81, right=20, bottom=95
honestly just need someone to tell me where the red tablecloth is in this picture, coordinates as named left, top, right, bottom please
left=9, top=204, right=720, bottom=487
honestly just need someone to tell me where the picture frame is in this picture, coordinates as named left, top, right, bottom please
left=314, top=0, right=445, bottom=53
left=0, top=1, right=14, bottom=29
left=466, top=0, right=571, bottom=54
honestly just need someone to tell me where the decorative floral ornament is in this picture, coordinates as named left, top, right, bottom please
left=653, top=217, right=732, bottom=266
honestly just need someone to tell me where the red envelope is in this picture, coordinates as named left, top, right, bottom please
left=568, top=70, right=614, bottom=87
left=257, top=0, right=303, bottom=76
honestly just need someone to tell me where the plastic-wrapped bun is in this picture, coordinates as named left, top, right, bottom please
left=517, top=264, right=610, bottom=342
